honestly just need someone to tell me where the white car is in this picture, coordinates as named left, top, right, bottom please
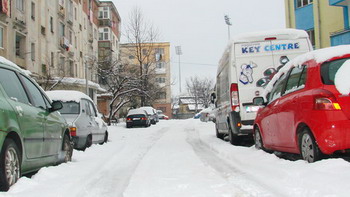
left=46, top=90, right=108, bottom=150
left=139, top=106, right=159, bottom=124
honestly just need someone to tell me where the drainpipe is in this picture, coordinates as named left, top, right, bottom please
left=316, top=0, right=322, bottom=48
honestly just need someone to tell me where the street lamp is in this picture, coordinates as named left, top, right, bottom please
left=175, top=46, right=183, bottom=93
left=224, top=15, right=232, bottom=40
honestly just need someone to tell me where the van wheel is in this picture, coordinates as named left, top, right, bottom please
left=62, top=134, right=73, bottom=162
left=228, top=126, right=239, bottom=145
left=299, top=128, right=322, bottom=163
left=216, top=127, right=224, bottom=140
left=0, top=139, right=21, bottom=191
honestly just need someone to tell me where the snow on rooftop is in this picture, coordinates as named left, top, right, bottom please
left=0, top=56, right=32, bottom=76
left=263, top=45, right=350, bottom=98
left=232, top=28, right=308, bottom=43
left=46, top=90, right=93, bottom=103
left=52, top=77, right=106, bottom=92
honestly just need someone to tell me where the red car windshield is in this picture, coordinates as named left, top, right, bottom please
left=321, top=57, right=350, bottom=85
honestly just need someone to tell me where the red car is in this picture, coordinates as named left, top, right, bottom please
left=253, top=45, right=350, bottom=162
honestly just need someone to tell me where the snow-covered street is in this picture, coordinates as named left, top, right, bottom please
left=2, top=119, right=350, bottom=197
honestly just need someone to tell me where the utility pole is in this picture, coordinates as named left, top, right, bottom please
left=224, top=15, right=232, bottom=40
left=175, top=46, right=183, bottom=93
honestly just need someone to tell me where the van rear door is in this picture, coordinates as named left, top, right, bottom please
left=234, top=40, right=275, bottom=123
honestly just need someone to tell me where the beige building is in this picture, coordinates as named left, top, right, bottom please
left=119, top=42, right=172, bottom=118
left=0, top=0, right=120, bottom=101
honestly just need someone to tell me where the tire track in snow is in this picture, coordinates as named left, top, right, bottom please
left=70, top=125, right=171, bottom=197
left=185, top=121, right=284, bottom=197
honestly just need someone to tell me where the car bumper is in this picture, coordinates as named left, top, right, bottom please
left=312, top=119, right=350, bottom=155
left=127, top=120, right=148, bottom=127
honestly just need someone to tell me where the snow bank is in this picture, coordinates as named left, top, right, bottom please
left=335, top=60, right=350, bottom=95
left=263, top=45, right=350, bottom=98
left=46, top=90, right=92, bottom=103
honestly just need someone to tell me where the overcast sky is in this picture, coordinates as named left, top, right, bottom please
left=110, top=0, right=286, bottom=96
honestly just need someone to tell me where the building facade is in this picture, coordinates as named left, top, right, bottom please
left=119, top=42, right=172, bottom=118
left=285, top=0, right=348, bottom=48
left=329, top=0, right=350, bottom=46
left=0, top=0, right=120, bottom=101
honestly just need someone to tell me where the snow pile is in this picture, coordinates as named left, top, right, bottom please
left=46, top=90, right=93, bottom=103
left=335, top=60, right=350, bottom=95
left=263, top=45, right=350, bottom=98
left=0, top=56, right=32, bottom=76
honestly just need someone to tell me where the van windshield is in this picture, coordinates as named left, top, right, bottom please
left=321, top=58, right=350, bottom=85
left=59, top=101, right=80, bottom=114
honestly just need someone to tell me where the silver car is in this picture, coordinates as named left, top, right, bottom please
left=46, top=90, right=108, bottom=150
left=139, top=106, right=159, bottom=124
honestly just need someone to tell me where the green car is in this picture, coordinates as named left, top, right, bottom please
left=0, top=58, right=73, bottom=191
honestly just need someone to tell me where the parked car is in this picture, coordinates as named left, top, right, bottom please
left=139, top=106, right=158, bottom=124
left=126, top=109, right=151, bottom=128
left=253, top=45, right=350, bottom=163
left=46, top=90, right=108, bottom=151
left=0, top=57, right=73, bottom=191
left=212, top=29, right=312, bottom=145
left=157, top=110, right=169, bottom=120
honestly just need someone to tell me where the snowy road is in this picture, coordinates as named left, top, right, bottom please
left=2, top=119, right=350, bottom=197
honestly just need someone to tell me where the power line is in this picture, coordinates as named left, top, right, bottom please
left=170, top=61, right=217, bottom=67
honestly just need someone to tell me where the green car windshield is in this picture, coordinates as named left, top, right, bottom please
left=59, top=101, right=80, bottom=114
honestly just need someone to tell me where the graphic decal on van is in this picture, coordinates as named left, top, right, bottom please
left=256, top=56, right=290, bottom=87
left=239, top=61, right=257, bottom=85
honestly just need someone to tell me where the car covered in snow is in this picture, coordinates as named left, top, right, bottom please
left=46, top=90, right=108, bottom=150
left=139, top=106, right=158, bottom=124
left=0, top=57, right=73, bottom=191
left=157, top=110, right=169, bottom=120
left=126, top=109, right=151, bottom=128
left=252, top=45, right=350, bottom=162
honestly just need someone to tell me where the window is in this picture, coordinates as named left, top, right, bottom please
left=142, top=49, right=148, bottom=55
left=321, top=58, right=350, bottom=85
left=31, top=43, right=35, bottom=61
left=99, top=28, right=110, bottom=40
left=156, top=78, right=166, bottom=83
left=99, top=7, right=109, bottom=19
left=68, top=30, right=73, bottom=44
left=59, top=22, right=65, bottom=37
left=59, top=57, right=65, bottom=76
left=68, top=60, right=74, bottom=77
left=306, top=29, right=315, bottom=48
left=15, top=33, right=25, bottom=58
left=268, top=74, right=287, bottom=103
left=129, top=55, right=135, bottom=59
left=155, top=48, right=164, bottom=54
left=50, top=17, right=54, bottom=33
left=68, top=0, right=73, bottom=22
left=296, top=0, right=313, bottom=8
left=20, top=75, right=46, bottom=109
left=88, top=101, right=97, bottom=117
left=31, top=2, right=35, bottom=20
left=156, top=92, right=166, bottom=99
left=59, top=101, right=80, bottom=114
left=51, top=52, right=54, bottom=67
left=156, top=62, right=165, bottom=69
left=284, top=66, right=305, bottom=94
left=0, top=26, right=3, bottom=48
left=16, top=0, right=24, bottom=12
left=0, top=68, right=29, bottom=104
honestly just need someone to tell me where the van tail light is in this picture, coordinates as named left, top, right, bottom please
left=70, top=127, right=77, bottom=136
left=230, top=83, right=239, bottom=111
left=314, top=94, right=341, bottom=111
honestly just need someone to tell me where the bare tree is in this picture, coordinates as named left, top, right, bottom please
left=98, top=59, right=145, bottom=125
left=186, top=76, right=214, bottom=111
left=123, top=7, right=161, bottom=106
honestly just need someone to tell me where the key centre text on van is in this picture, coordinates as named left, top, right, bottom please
left=241, top=42, right=300, bottom=54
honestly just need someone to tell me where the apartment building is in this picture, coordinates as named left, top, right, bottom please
left=119, top=42, right=172, bottom=118
left=0, top=0, right=120, bottom=101
left=285, top=0, right=348, bottom=49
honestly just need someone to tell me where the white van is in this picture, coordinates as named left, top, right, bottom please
left=213, top=29, right=312, bottom=145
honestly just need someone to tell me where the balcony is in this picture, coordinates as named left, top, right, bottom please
left=331, top=29, right=350, bottom=46
left=329, top=0, right=348, bottom=6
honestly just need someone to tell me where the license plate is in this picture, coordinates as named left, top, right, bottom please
left=245, top=106, right=260, bottom=113
left=133, top=118, right=140, bottom=120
